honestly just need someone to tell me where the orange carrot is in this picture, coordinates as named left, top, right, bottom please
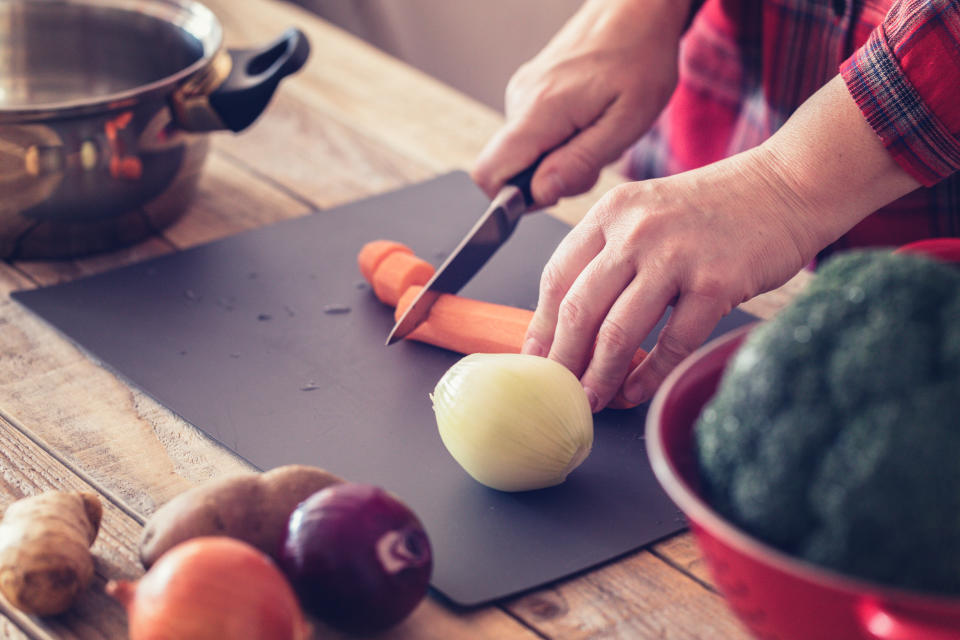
left=371, top=252, right=435, bottom=306
left=357, top=240, right=413, bottom=284
left=395, top=286, right=533, bottom=354
left=396, top=285, right=647, bottom=409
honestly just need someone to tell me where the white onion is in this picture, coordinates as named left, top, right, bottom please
left=431, top=353, right=594, bottom=491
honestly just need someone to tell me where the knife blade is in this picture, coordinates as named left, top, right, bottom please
left=386, top=158, right=544, bottom=345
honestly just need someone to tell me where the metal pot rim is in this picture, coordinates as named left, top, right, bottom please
left=0, top=0, right=223, bottom=122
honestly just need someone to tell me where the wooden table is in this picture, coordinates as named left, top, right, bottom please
left=0, top=1, right=811, bottom=638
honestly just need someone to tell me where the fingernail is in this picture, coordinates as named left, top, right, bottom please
left=522, top=337, right=546, bottom=357
left=625, top=381, right=650, bottom=405
left=584, top=387, right=601, bottom=413
left=542, top=171, right=566, bottom=204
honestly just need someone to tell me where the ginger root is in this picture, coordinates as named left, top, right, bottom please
left=0, top=491, right=103, bottom=615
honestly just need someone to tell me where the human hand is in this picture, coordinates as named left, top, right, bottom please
left=522, top=152, right=815, bottom=411
left=471, top=0, right=690, bottom=207
left=521, top=76, right=922, bottom=411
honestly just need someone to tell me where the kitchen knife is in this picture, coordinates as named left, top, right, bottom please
left=386, top=157, right=545, bottom=345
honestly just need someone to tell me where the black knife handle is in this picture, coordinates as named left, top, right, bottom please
left=505, top=148, right=554, bottom=208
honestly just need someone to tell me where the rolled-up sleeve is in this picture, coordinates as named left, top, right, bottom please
left=840, top=0, right=960, bottom=186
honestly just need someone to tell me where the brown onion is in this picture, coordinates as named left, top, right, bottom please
left=107, top=536, right=310, bottom=640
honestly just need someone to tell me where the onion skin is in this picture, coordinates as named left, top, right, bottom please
left=106, top=537, right=310, bottom=640
left=279, top=484, right=432, bottom=634
left=432, top=353, right=594, bottom=491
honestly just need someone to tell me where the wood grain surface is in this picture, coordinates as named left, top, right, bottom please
left=0, top=0, right=814, bottom=637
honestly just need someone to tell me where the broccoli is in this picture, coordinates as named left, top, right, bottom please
left=695, top=249, right=960, bottom=594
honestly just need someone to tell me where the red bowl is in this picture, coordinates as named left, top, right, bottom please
left=645, top=327, right=960, bottom=640
left=895, top=237, right=960, bottom=262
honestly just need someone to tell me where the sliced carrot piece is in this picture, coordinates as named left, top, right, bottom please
left=371, top=252, right=435, bottom=306
left=358, top=240, right=413, bottom=284
left=396, top=286, right=533, bottom=353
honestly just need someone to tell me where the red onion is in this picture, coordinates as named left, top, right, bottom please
left=107, top=536, right=310, bottom=640
left=279, top=483, right=432, bottom=634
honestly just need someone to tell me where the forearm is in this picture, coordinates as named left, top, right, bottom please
left=751, top=74, right=922, bottom=257
left=561, top=0, right=692, bottom=47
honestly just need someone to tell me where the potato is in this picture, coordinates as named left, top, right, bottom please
left=139, top=464, right=341, bottom=567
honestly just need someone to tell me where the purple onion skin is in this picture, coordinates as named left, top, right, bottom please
left=279, top=483, right=432, bottom=634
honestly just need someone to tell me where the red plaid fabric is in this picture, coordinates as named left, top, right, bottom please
left=626, top=0, right=960, bottom=251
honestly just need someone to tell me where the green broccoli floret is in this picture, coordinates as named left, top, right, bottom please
left=695, top=249, right=960, bottom=594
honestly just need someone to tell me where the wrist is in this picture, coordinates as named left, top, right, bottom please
left=740, top=145, right=828, bottom=263
left=757, top=75, right=922, bottom=254
left=648, top=0, right=697, bottom=40
left=585, top=0, right=691, bottom=46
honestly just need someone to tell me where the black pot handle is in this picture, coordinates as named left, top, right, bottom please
left=208, top=28, right=310, bottom=132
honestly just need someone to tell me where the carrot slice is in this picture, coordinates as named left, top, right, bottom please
left=358, top=240, right=413, bottom=284
left=396, top=286, right=532, bottom=353
left=371, top=252, right=435, bottom=306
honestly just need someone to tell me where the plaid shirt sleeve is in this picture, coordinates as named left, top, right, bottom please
left=840, top=0, right=960, bottom=187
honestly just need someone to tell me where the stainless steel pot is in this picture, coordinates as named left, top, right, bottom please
left=0, top=0, right=309, bottom=259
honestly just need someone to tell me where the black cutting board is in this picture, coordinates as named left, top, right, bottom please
left=13, top=171, right=755, bottom=605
